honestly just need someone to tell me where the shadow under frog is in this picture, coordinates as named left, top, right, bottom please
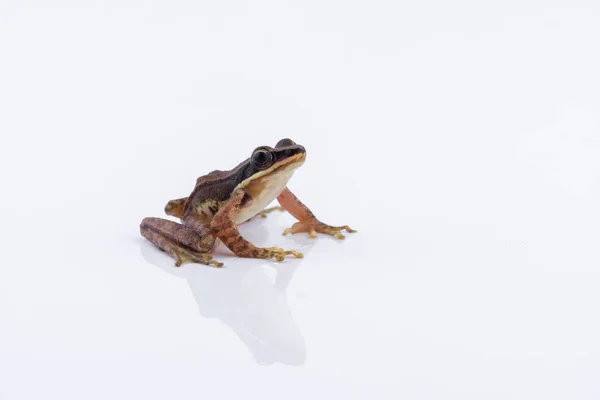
left=139, top=217, right=314, bottom=366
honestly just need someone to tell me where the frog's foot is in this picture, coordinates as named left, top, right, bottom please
left=173, top=248, right=223, bottom=268
left=256, top=206, right=285, bottom=219
left=260, top=247, right=304, bottom=262
left=283, top=220, right=357, bottom=240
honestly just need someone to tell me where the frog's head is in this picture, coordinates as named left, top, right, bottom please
left=239, top=138, right=306, bottom=189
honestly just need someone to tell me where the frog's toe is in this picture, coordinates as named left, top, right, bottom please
left=318, top=224, right=357, bottom=239
left=283, top=220, right=356, bottom=240
left=173, top=249, right=223, bottom=267
left=264, top=247, right=304, bottom=261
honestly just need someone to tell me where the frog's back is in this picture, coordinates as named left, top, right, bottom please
left=165, top=162, right=249, bottom=219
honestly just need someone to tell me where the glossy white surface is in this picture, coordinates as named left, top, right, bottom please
left=1, top=1, right=600, bottom=399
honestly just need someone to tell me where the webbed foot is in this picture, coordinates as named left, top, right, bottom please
left=173, top=248, right=223, bottom=268
left=262, top=247, right=304, bottom=262
left=283, top=219, right=356, bottom=240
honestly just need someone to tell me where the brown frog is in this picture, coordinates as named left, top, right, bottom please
left=140, top=138, right=355, bottom=267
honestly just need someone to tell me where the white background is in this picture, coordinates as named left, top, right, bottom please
left=1, top=1, right=600, bottom=399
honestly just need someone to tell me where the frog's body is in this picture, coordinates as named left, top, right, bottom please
left=140, top=139, right=355, bottom=267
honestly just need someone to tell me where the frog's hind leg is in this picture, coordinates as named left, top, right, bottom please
left=140, top=217, right=222, bottom=267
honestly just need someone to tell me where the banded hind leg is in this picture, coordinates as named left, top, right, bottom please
left=140, top=213, right=222, bottom=267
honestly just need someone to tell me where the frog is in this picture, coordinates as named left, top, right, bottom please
left=140, top=138, right=356, bottom=267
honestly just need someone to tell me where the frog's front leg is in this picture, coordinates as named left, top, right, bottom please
left=140, top=213, right=223, bottom=267
left=277, top=187, right=356, bottom=239
left=211, top=189, right=303, bottom=261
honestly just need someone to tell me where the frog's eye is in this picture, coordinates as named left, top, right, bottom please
left=251, top=148, right=273, bottom=169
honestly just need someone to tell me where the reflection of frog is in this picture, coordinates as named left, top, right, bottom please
left=140, top=234, right=307, bottom=366
left=140, top=138, right=355, bottom=267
